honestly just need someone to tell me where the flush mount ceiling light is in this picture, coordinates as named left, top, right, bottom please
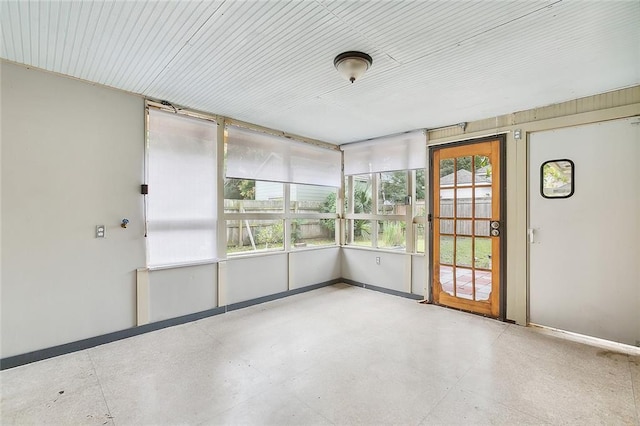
left=334, top=51, right=373, bottom=83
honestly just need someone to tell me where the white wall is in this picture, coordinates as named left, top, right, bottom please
left=224, top=253, right=289, bottom=305
left=219, top=248, right=341, bottom=307
left=411, top=255, right=426, bottom=297
left=341, top=248, right=412, bottom=294
left=289, top=247, right=341, bottom=289
left=1, top=62, right=146, bottom=358
left=149, top=264, right=218, bottom=322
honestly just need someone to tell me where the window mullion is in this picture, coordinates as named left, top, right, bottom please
left=284, top=183, right=291, bottom=251
left=348, top=176, right=354, bottom=244
left=217, top=117, right=227, bottom=260
left=372, top=173, right=379, bottom=248
left=406, top=170, right=416, bottom=253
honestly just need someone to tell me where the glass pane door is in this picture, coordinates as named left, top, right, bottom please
left=431, top=139, right=502, bottom=318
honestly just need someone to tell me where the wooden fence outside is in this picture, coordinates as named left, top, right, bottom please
left=438, top=199, right=491, bottom=236
left=225, top=200, right=331, bottom=246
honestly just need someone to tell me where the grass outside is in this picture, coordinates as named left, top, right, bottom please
left=227, top=238, right=335, bottom=254
left=348, top=236, right=406, bottom=251
left=227, top=242, right=284, bottom=254
left=440, top=236, right=491, bottom=269
left=349, top=236, right=372, bottom=247
left=293, top=238, right=336, bottom=249
left=376, top=231, right=406, bottom=250
left=227, top=235, right=488, bottom=264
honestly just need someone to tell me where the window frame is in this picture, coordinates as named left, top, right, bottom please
left=344, top=169, right=426, bottom=253
left=540, top=159, right=575, bottom=199
left=224, top=180, right=339, bottom=256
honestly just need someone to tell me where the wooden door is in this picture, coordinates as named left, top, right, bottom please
left=431, top=139, right=502, bottom=317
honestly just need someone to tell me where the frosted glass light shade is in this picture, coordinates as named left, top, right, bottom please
left=334, top=51, right=372, bottom=83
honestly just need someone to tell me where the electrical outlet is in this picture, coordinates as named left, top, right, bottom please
left=375, top=257, right=381, bottom=265
left=96, top=225, right=105, bottom=238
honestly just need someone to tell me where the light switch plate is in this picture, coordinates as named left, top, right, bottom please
left=96, top=225, right=105, bottom=238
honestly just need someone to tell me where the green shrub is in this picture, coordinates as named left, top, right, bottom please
left=381, top=221, right=405, bottom=247
left=291, top=220, right=302, bottom=243
left=255, top=222, right=283, bottom=247
left=320, top=192, right=337, bottom=233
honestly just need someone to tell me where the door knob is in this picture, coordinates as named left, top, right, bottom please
left=490, top=221, right=500, bottom=236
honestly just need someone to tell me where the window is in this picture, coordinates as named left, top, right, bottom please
left=377, top=220, right=406, bottom=250
left=146, top=108, right=217, bottom=266
left=345, top=173, right=374, bottom=247
left=225, top=178, right=285, bottom=254
left=378, top=171, right=408, bottom=215
left=415, top=169, right=426, bottom=216
left=226, top=218, right=284, bottom=253
left=347, top=219, right=373, bottom=247
left=225, top=125, right=341, bottom=255
left=415, top=223, right=426, bottom=253
left=351, top=174, right=373, bottom=214
left=225, top=181, right=338, bottom=254
left=414, top=169, right=426, bottom=253
left=290, top=184, right=337, bottom=249
left=541, top=159, right=574, bottom=198
left=342, top=130, right=427, bottom=252
left=224, top=179, right=284, bottom=215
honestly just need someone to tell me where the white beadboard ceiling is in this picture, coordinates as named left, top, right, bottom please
left=1, top=0, right=638, bottom=144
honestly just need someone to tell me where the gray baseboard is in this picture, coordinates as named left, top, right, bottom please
left=0, top=279, right=340, bottom=370
left=342, top=279, right=424, bottom=300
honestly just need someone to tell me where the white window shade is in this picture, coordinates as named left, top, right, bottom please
left=226, top=125, right=341, bottom=187
left=147, top=109, right=217, bottom=266
left=342, top=130, right=426, bottom=175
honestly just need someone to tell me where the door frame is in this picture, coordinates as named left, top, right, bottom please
left=428, top=134, right=507, bottom=320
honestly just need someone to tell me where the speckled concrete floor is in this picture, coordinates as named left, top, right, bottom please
left=1, top=283, right=639, bottom=425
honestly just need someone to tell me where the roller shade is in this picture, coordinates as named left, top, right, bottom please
left=226, top=125, right=341, bottom=187
left=342, top=130, right=426, bottom=175
left=147, top=109, right=217, bottom=266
